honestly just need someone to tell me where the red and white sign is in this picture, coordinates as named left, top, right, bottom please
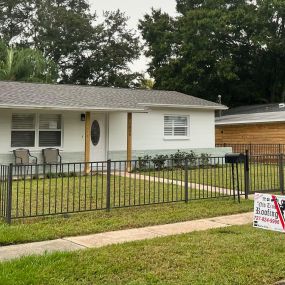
left=253, top=193, right=285, bottom=233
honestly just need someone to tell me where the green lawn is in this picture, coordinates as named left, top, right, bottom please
left=4, top=171, right=237, bottom=219
left=142, top=162, right=281, bottom=192
left=0, top=198, right=253, bottom=246
left=0, top=225, right=284, bottom=285
left=7, top=174, right=186, bottom=219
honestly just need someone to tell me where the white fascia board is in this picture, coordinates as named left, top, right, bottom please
left=0, top=104, right=145, bottom=112
left=138, top=103, right=228, bottom=110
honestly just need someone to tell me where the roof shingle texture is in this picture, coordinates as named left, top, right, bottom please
left=221, top=103, right=285, bottom=116
left=0, top=81, right=223, bottom=110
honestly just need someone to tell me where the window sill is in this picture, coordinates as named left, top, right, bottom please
left=163, top=137, right=190, bottom=141
left=10, top=147, right=64, bottom=152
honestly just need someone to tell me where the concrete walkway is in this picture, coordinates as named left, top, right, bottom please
left=114, top=172, right=245, bottom=197
left=0, top=212, right=253, bottom=262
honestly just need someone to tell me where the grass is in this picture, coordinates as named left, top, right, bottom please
left=6, top=172, right=235, bottom=219
left=0, top=198, right=253, bottom=246
left=143, top=162, right=280, bottom=192
left=0, top=225, right=284, bottom=285
left=8, top=174, right=186, bottom=218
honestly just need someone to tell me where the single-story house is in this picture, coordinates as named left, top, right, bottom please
left=216, top=103, right=285, bottom=146
left=0, top=81, right=227, bottom=165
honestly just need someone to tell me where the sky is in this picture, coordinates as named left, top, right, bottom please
left=89, top=0, right=177, bottom=73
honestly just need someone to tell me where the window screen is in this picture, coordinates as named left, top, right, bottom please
left=11, top=114, right=36, bottom=147
left=164, top=116, right=188, bottom=137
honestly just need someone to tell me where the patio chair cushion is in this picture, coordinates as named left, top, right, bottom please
left=43, top=149, right=60, bottom=164
left=14, top=149, right=30, bottom=165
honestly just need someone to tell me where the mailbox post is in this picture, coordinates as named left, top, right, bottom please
left=225, top=153, right=246, bottom=203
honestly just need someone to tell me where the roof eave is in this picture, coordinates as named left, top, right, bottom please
left=0, top=104, right=145, bottom=112
left=138, top=103, right=228, bottom=110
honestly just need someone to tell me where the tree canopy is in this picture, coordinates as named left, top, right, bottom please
left=139, top=0, right=285, bottom=107
left=0, top=0, right=141, bottom=87
left=0, top=40, right=57, bottom=82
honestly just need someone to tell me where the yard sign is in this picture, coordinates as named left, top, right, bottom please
left=253, top=193, right=285, bottom=233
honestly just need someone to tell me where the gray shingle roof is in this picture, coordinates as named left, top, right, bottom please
left=0, top=81, right=226, bottom=111
left=220, top=103, right=285, bottom=116
left=216, top=103, right=285, bottom=125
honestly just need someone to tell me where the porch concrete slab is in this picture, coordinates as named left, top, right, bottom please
left=210, top=212, right=253, bottom=226
left=65, top=228, right=163, bottom=248
left=144, top=219, right=229, bottom=236
left=0, top=239, right=84, bottom=262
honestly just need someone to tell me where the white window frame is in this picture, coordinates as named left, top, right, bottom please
left=163, top=114, right=190, bottom=140
left=11, top=112, right=64, bottom=149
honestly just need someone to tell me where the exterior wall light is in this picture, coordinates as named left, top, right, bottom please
left=81, top=113, right=86, bottom=122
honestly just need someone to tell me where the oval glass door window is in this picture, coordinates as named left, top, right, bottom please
left=91, top=120, right=100, bottom=146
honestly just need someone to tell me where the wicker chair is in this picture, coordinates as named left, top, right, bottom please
left=13, top=149, right=38, bottom=165
left=42, top=148, right=62, bottom=165
left=13, top=149, right=38, bottom=177
left=42, top=148, right=62, bottom=175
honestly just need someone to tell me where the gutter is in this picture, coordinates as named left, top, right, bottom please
left=138, top=103, right=228, bottom=110
left=0, top=104, right=146, bottom=112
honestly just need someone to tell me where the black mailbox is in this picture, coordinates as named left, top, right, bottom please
left=225, top=153, right=245, bottom=164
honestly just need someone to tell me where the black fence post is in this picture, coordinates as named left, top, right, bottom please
left=106, top=159, right=111, bottom=211
left=279, top=154, right=284, bottom=194
left=244, top=150, right=250, bottom=199
left=184, top=159, right=189, bottom=203
left=6, top=164, right=13, bottom=224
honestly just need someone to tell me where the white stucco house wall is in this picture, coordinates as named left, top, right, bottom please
left=0, top=81, right=228, bottom=164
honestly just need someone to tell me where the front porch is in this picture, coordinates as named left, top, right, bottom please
left=0, top=109, right=135, bottom=169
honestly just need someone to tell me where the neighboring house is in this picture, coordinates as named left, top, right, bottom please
left=216, top=103, right=285, bottom=145
left=0, top=81, right=227, bottom=165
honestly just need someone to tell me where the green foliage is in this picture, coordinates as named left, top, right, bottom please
left=199, top=153, right=211, bottom=167
left=152, top=154, right=169, bottom=169
left=137, top=155, right=152, bottom=170
left=136, top=150, right=203, bottom=171
left=0, top=1, right=141, bottom=87
left=139, top=0, right=285, bottom=107
left=0, top=40, right=57, bottom=83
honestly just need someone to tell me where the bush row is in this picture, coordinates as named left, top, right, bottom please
left=137, top=150, right=211, bottom=170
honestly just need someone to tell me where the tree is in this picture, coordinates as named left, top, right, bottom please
left=0, top=0, right=34, bottom=44
left=0, top=0, right=141, bottom=87
left=60, top=10, right=141, bottom=86
left=139, top=0, right=285, bottom=107
left=0, top=41, right=57, bottom=83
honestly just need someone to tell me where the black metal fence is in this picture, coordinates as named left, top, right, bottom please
left=216, top=143, right=285, bottom=155
left=1, top=153, right=285, bottom=223
left=0, top=156, right=250, bottom=223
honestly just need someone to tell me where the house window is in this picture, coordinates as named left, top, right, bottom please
left=11, top=114, right=36, bottom=147
left=164, top=115, right=189, bottom=137
left=39, top=114, right=62, bottom=147
left=11, top=113, right=62, bottom=148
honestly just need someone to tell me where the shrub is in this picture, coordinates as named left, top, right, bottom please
left=152, top=154, right=169, bottom=169
left=185, top=151, right=198, bottom=167
left=137, top=155, right=152, bottom=171
left=170, top=150, right=188, bottom=168
left=200, top=153, right=211, bottom=167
